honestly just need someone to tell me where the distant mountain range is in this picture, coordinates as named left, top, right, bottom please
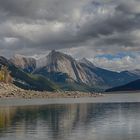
left=0, top=50, right=140, bottom=92
left=106, top=79, right=140, bottom=92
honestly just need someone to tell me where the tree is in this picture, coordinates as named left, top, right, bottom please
left=0, top=66, right=13, bottom=83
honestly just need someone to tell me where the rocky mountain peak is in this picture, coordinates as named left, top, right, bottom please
left=79, top=58, right=96, bottom=68
left=35, top=51, right=90, bottom=84
left=10, top=54, right=36, bottom=73
left=47, top=50, right=74, bottom=61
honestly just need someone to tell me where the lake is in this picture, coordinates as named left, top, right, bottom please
left=0, top=99, right=140, bottom=140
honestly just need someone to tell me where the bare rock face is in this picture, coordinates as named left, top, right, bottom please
left=37, top=50, right=91, bottom=84
left=127, top=69, right=140, bottom=76
left=10, top=51, right=101, bottom=85
left=79, top=58, right=104, bottom=85
left=9, top=51, right=140, bottom=89
left=10, top=54, right=36, bottom=73
left=79, top=58, right=96, bottom=69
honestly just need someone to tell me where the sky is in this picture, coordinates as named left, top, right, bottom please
left=0, top=0, right=140, bottom=71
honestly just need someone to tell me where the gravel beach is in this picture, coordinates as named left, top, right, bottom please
left=0, top=83, right=102, bottom=99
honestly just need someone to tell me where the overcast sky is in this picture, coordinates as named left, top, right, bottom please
left=0, top=0, right=140, bottom=71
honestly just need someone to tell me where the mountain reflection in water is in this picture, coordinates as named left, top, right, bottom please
left=0, top=103, right=140, bottom=140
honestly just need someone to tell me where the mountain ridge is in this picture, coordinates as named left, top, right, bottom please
left=0, top=56, right=59, bottom=91
left=9, top=50, right=140, bottom=92
left=106, top=79, right=140, bottom=92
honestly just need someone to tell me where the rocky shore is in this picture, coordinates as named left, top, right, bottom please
left=0, top=83, right=103, bottom=99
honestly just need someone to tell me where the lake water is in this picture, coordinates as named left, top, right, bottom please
left=0, top=101, right=140, bottom=140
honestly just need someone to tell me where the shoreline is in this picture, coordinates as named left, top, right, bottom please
left=0, top=92, right=140, bottom=106
left=0, top=89, right=103, bottom=99
left=1, top=83, right=140, bottom=107
left=0, top=83, right=103, bottom=99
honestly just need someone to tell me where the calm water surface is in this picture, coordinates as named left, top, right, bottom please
left=0, top=102, right=140, bottom=140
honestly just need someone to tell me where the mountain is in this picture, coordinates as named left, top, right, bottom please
left=11, top=50, right=140, bottom=91
left=10, top=54, right=37, bottom=73
left=126, top=69, right=140, bottom=76
left=106, top=79, right=140, bottom=92
left=79, top=58, right=140, bottom=88
left=0, top=56, right=58, bottom=91
left=33, top=50, right=100, bottom=91
left=34, top=50, right=101, bottom=85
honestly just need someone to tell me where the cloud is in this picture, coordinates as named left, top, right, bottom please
left=0, top=0, right=140, bottom=70
left=0, top=0, right=89, bottom=21
left=92, top=53, right=140, bottom=71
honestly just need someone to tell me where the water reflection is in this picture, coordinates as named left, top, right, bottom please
left=0, top=103, right=140, bottom=140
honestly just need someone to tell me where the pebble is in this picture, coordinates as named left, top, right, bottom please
left=0, top=83, right=103, bottom=99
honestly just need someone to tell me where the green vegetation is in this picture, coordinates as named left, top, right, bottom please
left=58, top=82, right=104, bottom=92
left=12, top=70, right=59, bottom=91
left=0, top=57, right=59, bottom=91
left=27, top=74, right=59, bottom=91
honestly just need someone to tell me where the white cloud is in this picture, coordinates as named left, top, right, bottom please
left=92, top=55, right=140, bottom=71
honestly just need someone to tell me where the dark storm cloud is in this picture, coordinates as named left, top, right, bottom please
left=78, top=1, right=140, bottom=46
left=0, top=0, right=140, bottom=58
left=0, top=0, right=87, bottom=21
